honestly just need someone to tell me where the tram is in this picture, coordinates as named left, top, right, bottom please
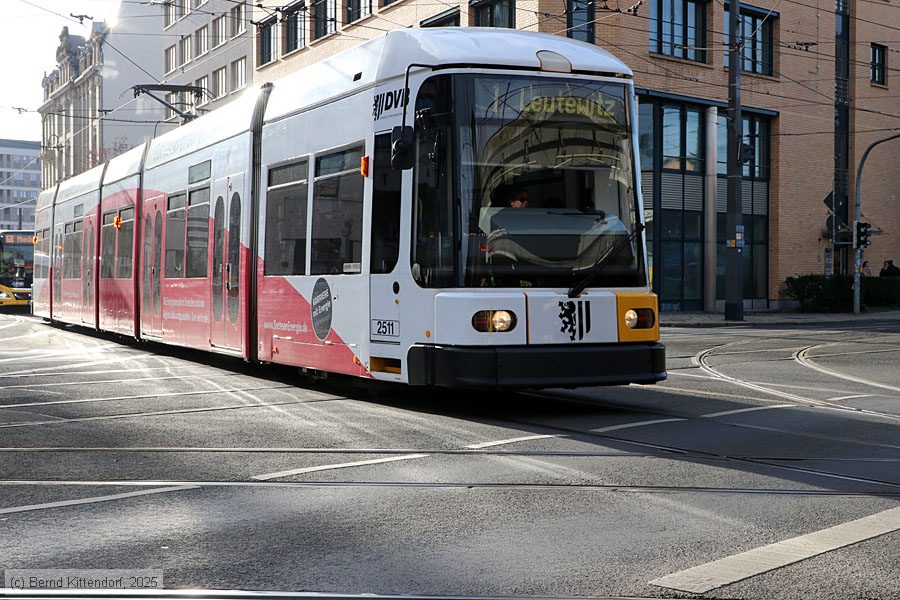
left=33, top=28, right=665, bottom=388
left=0, top=229, right=34, bottom=307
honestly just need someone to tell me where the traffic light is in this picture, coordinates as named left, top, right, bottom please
left=855, top=221, right=872, bottom=248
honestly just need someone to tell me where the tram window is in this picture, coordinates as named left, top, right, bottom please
left=116, top=207, right=135, bottom=279
left=311, top=146, right=364, bottom=275
left=72, top=220, right=83, bottom=279
left=165, top=193, right=187, bottom=278
left=100, top=212, right=116, bottom=279
left=371, top=134, right=400, bottom=274
left=63, top=223, right=73, bottom=279
left=186, top=188, right=210, bottom=278
left=265, top=159, right=308, bottom=276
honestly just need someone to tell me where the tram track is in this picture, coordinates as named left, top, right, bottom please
left=694, top=342, right=900, bottom=421
left=0, top=478, right=897, bottom=498
left=794, top=344, right=900, bottom=394
left=0, top=445, right=897, bottom=463
left=1, top=320, right=898, bottom=508
left=4, top=393, right=897, bottom=497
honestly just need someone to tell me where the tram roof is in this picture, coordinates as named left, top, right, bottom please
left=55, top=162, right=106, bottom=204
left=264, top=28, right=631, bottom=122
left=104, top=143, right=146, bottom=184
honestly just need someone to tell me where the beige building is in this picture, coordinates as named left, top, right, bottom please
left=159, top=0, right=253, bottom=121
left=39, top=3, right=165, bottom=187
left=240, top=0, right=898, bottom=309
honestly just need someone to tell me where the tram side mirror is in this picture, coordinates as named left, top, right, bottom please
left=391, top=125, right=415, bottom=170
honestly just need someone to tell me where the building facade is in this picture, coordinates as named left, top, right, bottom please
left=160, top=0, right=253, bottom=120
left=250, top=0, right=898, bottom=309
left=0, top=140, right=41, bottom=231
left=39, top=3, right=165, bottom=187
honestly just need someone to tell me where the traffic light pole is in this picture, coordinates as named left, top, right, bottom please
left=725, top=3, right=744, bottom=321
left=852, top=131, right=900, bottom=314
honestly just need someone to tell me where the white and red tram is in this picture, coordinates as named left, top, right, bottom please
left=33, top=28, right=666, bottom=388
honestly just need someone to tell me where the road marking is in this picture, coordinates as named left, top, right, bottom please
left=649, top=505, right=900, bottom=594
left=701, top=404, right=795, bottom=418
left=827, top=394, right=872, bottom=402
left=465, top=434, right=563, bottom=449
left=590, top=418, right=686, bottom=433
left=666, top=371, right=719, bottom=380
left=0, top=317, right=23, bottom=331
left=0, top=344, right=121, bottom=364
left=252, top=454, right=430, bottom=481
left=0, top=385, right=295, bottom=411
left=0, top=485, right=198, bottom=515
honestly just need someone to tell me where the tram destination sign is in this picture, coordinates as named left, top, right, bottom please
left=475, top=78, right=627, bottom=125
left=0, top=233, right=33, bottom=245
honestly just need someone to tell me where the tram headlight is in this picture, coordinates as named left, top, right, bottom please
left=491, top=310, right=514, bottom=332
left=624, top=309, right=638, bottom=329
left=472, top=310, right=517, bottom=333
left=624, top=308, right=655, bottom=329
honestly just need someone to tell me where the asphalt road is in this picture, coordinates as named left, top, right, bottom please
left=0, top=310, right=898, bottom=600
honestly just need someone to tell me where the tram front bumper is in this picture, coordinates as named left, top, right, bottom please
left=407, top=342, right=666, bottom=389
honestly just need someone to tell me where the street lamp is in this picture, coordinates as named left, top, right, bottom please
left=852, top=131, right=900, bottom=314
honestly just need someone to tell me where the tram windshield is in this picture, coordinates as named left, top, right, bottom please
left=0, top=231, right=34, bottom=289
left=411, top=74, right=645, bottom=288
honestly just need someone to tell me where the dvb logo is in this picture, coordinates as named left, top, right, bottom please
left=372, top=88, right=409, bottom=120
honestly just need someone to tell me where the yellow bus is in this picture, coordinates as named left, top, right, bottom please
left=0, top=230, right=34, bottom=308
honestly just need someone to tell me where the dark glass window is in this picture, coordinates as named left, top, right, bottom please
left=725, top=6, right=774, bottom=75
left=101, top=212, right=116, bottom=279
left=186, top=188, right=210, bottom=278
left=871, top=44, right=887, bottom=85
left=717, top=113, right=769, bottom=178
left=258, top=18, right=276, bottom=65
left=715, top=113, right=769, bottom=301
left=371, top=134, right=401, bottom=274
left=165, top=194, right=186, bottom=278
left=312, top=0, right=336, bottom=38
left=421, top=8, right=460, bottom=27
left=284, top=4, right=306, bottom=52
left=650, top=0, right=707, bottom=62
left=638, top=102, right=655, bottom=169
left=567, top=0, right=594, bottom=43
left=117, top=208, right=134, bottom=279
left=346, top=0, right=371, bottom=23
left=311, top=146, right=364, bottom=275
left=662, top=105, right=703, bottom=172
left=265, top=160, right=309, bottom=276
left=473, top=0, right=514, bottom=27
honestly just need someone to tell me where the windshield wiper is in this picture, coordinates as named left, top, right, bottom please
left=567, top=222, right=645, bottom=298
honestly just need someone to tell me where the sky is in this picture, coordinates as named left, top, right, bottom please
left=1, top=0, right=122, bottom=142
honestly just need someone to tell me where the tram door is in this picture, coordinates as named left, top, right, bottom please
left=142, top=196, right=164, bottom=336
left=369, top=133, right=403, bottom=355
left=81, top=214, right=96, bottom=326
left=211, top=174, right=244, bottom=351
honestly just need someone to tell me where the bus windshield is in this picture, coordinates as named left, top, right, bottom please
left=0, top=231, right=34, bottom=289
left=411, top=74, right=645, bottom=289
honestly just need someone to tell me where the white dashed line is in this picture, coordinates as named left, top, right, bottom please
left=590, top=418, right=686, bottom=433
left=650, top=505, right=900, bottom=593
left=252, top=454, right=430, bottom=481
left=0, top=485, right=198, bottom=515
left=826, top=394, right=872, bottom=402
left=701, top=404, right=796, bottom=418
left=465, top=434, right=563, bottom=449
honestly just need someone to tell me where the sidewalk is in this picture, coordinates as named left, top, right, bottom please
left=660, top=309, right=900, bottom=328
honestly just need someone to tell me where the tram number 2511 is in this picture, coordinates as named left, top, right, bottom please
left=371, top=319, right=400, bottom=337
